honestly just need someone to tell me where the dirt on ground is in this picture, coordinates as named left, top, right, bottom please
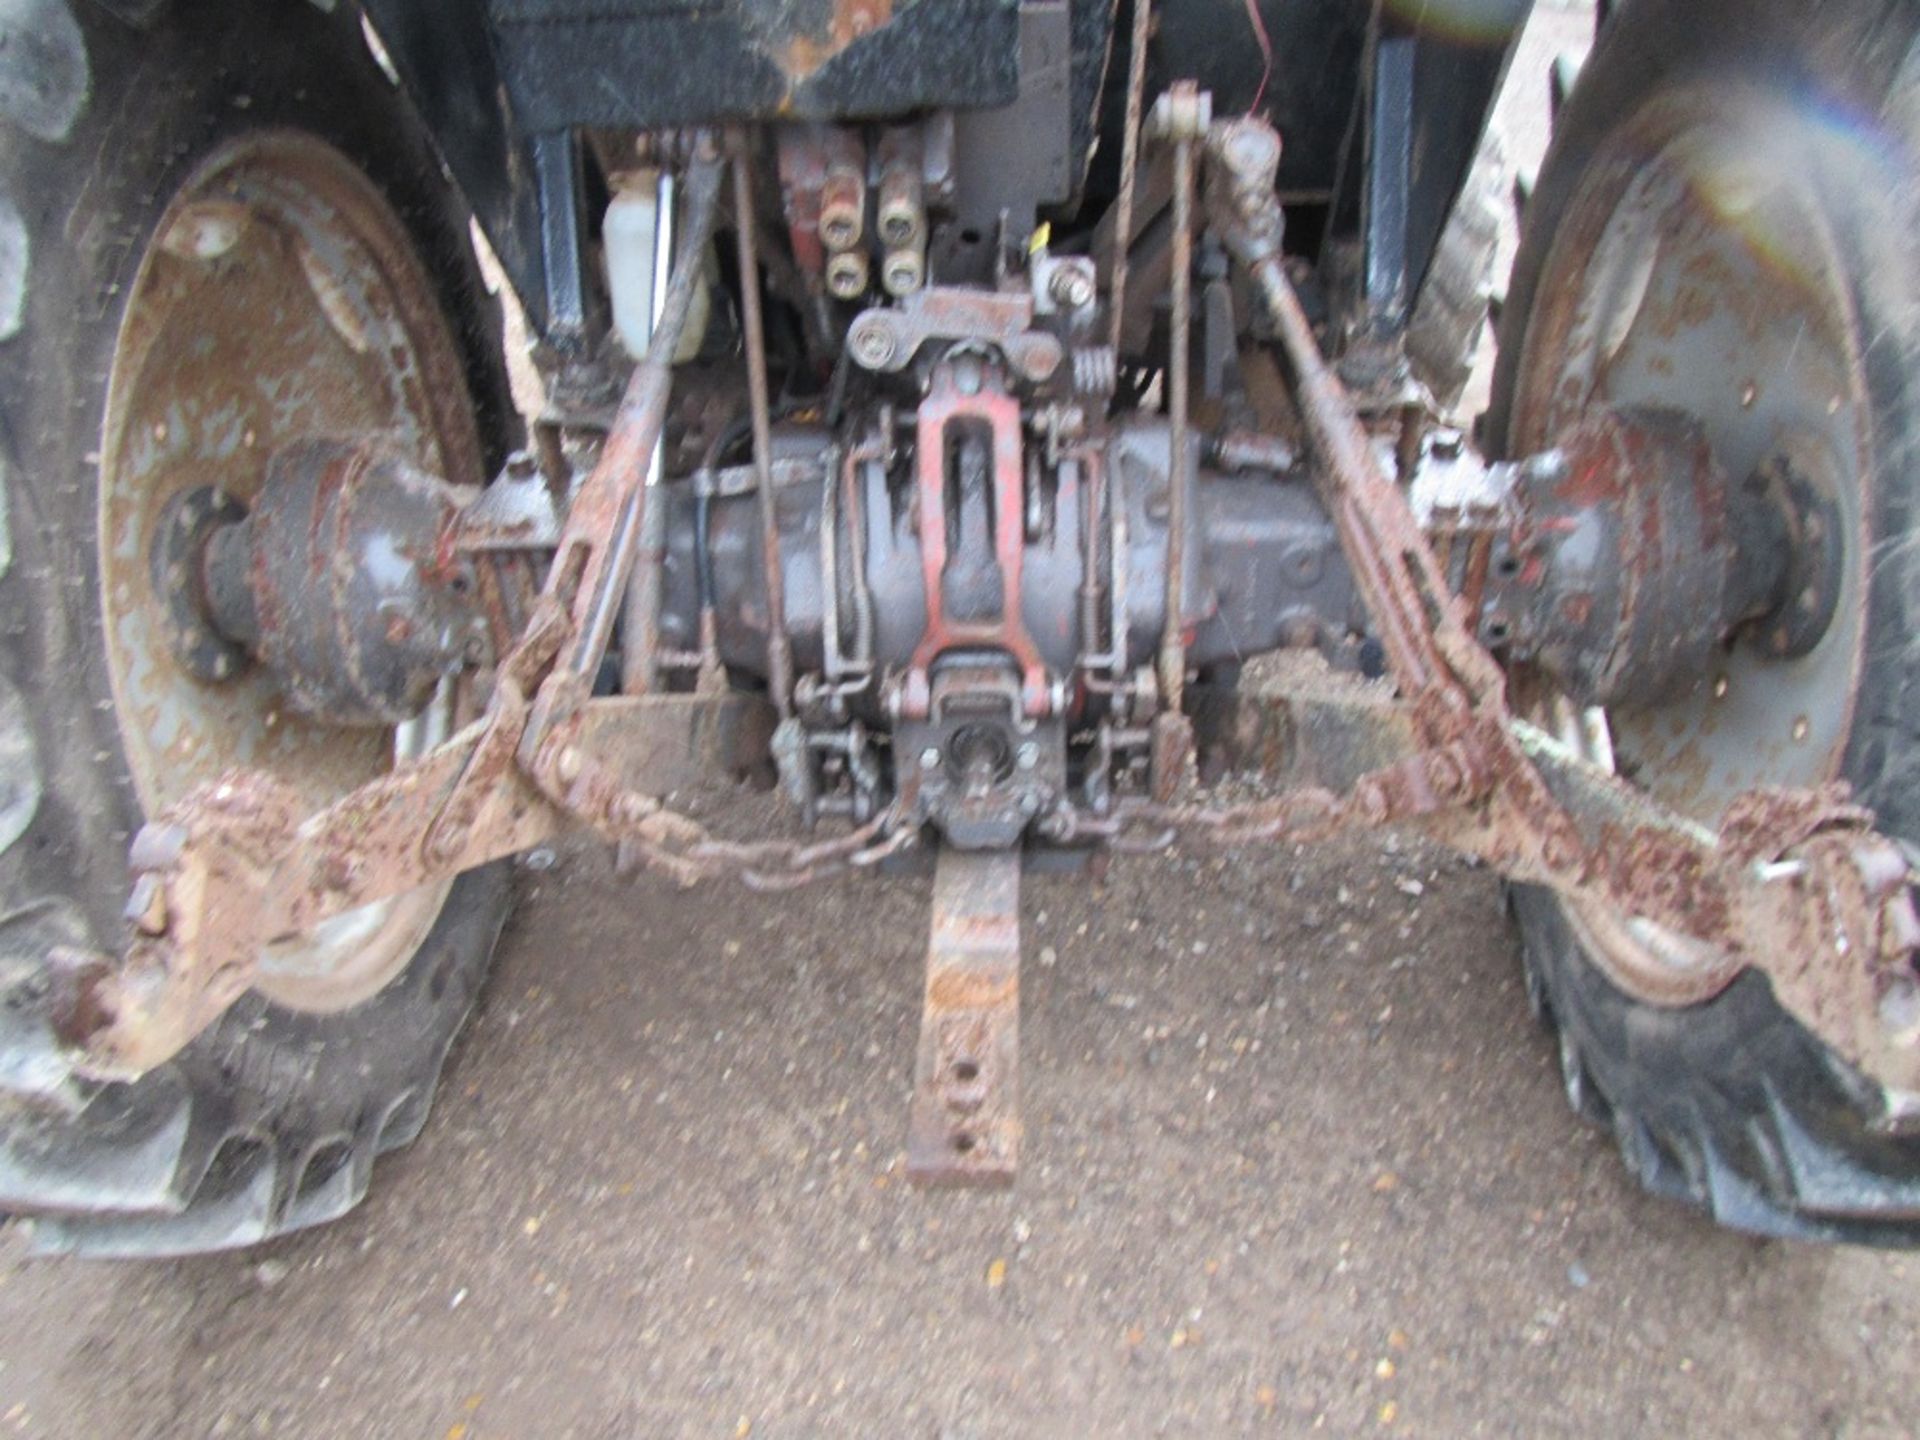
left=4, top=4, right=1917, bottom=1438
left=0, top=832, right=1917, bottom=1438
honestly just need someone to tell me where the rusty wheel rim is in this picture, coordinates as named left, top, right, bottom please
left=1509, top=84, right=1874, bottom=1004
left=98, top=132, right=486, bottom=1012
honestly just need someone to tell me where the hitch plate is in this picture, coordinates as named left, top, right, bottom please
left=907, top=847, right=1022, bottom=1187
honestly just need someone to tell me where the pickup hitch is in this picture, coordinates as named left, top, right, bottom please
left=45, top=103, right=1920, bottom=1192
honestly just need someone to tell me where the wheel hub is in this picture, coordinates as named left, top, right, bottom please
left=184, top=438, right=492, bottom=728
left=98, top=131, right=485, bottom=1011
left=1470, top=406, right=1841, bottom=709
left=1499, top=84, right=1878, bottom=1007
left=149, top=484, right=250, bottom=685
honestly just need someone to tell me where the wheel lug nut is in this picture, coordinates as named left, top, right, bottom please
left=126, top=874, right=170, bottom=936
left=157, top=199, right=249, bottom=262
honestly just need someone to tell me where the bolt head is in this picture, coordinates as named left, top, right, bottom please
left=1148, top=85, right=1213, bottom=142
left=920, top=746, right=942, bottom=771
left=610, top=792, right=653, bottom=827
left=1222, top=120, right=1279, bottom=175
left=1424, top=753, right=1463, bottom=799
left=1543, top=829, right=1584, bottom=872
left=1355, top=782, right=1390, bottom=825
left=126, top=874, right=170, bottom=937
left=555, top=745, right=583, bottom=784
left=849, top=318, right=897, bottom=369
left=1007, top=334, right=1061, bottom=383
left=1048, top=266, right=1095, bottom=310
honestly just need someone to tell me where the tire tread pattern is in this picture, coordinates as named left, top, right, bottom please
left=0, top=0, right=513, bottom=1257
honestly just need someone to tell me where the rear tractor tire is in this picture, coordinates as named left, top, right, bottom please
left=1488, top=0, right=1920, bottom=1242
left=0, top=0, right=514, bottom=1255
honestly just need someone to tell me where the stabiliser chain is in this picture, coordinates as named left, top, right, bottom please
left=46, top=112, right=1920, bottom=1112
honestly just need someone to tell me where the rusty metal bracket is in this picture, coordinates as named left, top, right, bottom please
left=1081, top=658, right=1920, bottom=1093
left=895, top=356, right=1056, bottom=722
left=1016, top=99, right=1920, bottom=1102
left=845, top=286, right=1064, bottom=383
left=64, top=691, right=777, bottom=1078
left=907, top=846, right=1022, bottom=1187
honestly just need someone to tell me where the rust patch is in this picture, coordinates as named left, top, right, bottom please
left=907, top=847, right=1021, bottom=1188
left=773, top=0, right=895, bottom=83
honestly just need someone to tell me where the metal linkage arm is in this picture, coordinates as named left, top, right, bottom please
left=1191, top=106, right=1920, bottom=1097
left=61, top=688, right=777, bottom=1079
left=1204, top=118, right=1504, bottom=722
left=63, top=130, right=924, bottom=1082
left=62, top=138, right=734, bottom=1078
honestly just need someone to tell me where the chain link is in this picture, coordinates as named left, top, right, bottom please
left=618, top=801, right=918, bottom=891
left=1044, top=730, right=1494, bottom=857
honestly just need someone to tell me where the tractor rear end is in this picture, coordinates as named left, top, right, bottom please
left=3, top=0, right=1920, bottom=1253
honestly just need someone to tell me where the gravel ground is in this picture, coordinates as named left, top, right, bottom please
left=5, top=4, right=1920, bottom=1437
left=2, top=833, right=1917, bottom=1438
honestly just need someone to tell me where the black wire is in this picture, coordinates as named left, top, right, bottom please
left=824, top=343, right=854, bottom=431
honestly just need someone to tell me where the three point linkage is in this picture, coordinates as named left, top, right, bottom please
left=62, top=106, right=1920, bottom=1185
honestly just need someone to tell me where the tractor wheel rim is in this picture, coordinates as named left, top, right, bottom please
left=98, top=132, right=485, bottom=1012
left=1508, top=85, right=1873, bottom=1003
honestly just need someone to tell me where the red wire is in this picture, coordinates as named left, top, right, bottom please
left=1242, top=0, right=1274, bottom=116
